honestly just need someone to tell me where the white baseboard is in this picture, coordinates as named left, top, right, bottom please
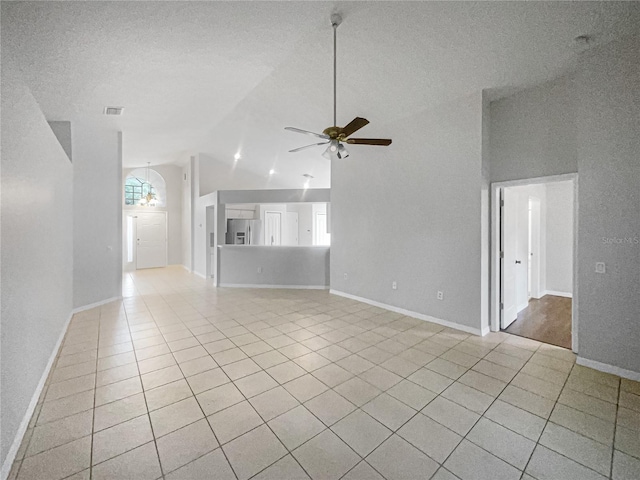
left=220, top=283, right=329, bottom=290
left=481, top=325, right=491, bottom=336
left=72, top=296, right=122, bottom=314
left=1, top=312, right=73, bottom=480
left=543, top=290, right=572, bottom=299
left=180, top=264, right=191, bottom=272
left=576, top=357, right=640, bottom=382
left=193, top=271, right=207, bottom=280
left=329, top=289, right=485, bottom=336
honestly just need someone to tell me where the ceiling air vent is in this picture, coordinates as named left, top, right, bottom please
left=103, top=106, right=124, bottom=116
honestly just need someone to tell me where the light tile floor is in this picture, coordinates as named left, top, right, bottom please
left=9, top=267, right=640, bottom=480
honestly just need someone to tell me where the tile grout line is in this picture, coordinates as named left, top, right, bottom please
left=518, top=356, right=576, bottom=480
left=609, top=377, right=622, bottom=480
left=122, top=297, right=167, bottom=480
left=89, top=308, right=103, bottom=480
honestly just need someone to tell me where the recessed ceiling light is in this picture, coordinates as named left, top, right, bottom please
left=304, top=180, right=310, bottom=189
left=269, top=169, right=275, bottom=175
left=234, top=152, right=241, bottom=161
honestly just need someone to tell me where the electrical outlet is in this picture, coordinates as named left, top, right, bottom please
left=595, top=262, right=606, bottom=273
left=437, top=291, right=444, bottom=300
left=392, top=281, right=397, bottom=290
left=257, top=267, right=263, bottom=274
left=344, top=273, right=348, bottom=280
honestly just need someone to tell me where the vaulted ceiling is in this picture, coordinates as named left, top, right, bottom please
left=3, top=1, right=639, bottom=188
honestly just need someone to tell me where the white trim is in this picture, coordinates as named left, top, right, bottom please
left=1, top=312, right=73, bottom=480
left=180, top=264, right=192, bottom=272
left=330, top=290, right=485, bottom=336
left=220, top=283, right=329, bottom=290
left=481, top=325, right=491, bottom=336
left=542, top=290, right=573, bottom=299
left=193, top=271, right=207, bottom=280
left=72, top=296, right=122, bottom=314
left=576, top=357, right=640, bottom=382
left=490, top=173, right=579, bottom=353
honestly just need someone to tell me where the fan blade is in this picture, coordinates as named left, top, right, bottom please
left=285, top=127, right=330, bottom=140
left=341, top=117, right=370, bottom=138
left=289, top=141, right=330, bottom=153
left=346, top=138, right=392, bottom=146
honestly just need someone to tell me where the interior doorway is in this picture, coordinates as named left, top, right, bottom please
left=492, top=174, right=577, bottom=350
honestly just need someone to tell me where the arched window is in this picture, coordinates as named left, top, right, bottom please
left=124, top=167, right=166, bottom=207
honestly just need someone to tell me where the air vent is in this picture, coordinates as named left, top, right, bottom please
left=103, top=106, right=124, bottom=116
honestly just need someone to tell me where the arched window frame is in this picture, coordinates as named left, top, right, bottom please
left=124, top=168, right=166, bottom=207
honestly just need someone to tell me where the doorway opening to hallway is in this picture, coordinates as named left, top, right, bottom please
left=492, top=174, right=577, bottom=350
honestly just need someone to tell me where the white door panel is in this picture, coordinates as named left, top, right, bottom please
left=264, top=211, right=281, bottom=246
left=516, top=193, right=530, bottom=312
left=136, top=212, right=167, bottom=269
left=501, top=188, right=518, bottom=328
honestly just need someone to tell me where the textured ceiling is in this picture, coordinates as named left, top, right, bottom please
left=3, top=1, right=639, bottom=188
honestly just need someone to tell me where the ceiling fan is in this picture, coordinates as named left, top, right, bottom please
left=285, top=13, right=392, bottom=160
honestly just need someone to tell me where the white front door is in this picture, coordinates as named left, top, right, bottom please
left=136, top=212, right=167, bottom=269
left=501, top=188, right=518, bottom=328
left=264, top=211, right=281, bottom=246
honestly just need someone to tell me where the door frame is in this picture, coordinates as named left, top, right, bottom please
left=129, top=210, right=168, bottom=270
left=490, top=173, right=579, bottom=352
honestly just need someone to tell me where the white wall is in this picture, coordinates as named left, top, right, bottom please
left=331, top=92, right=485, bottom=333
left=490, top=36, right=640, bottom=375
left=219, top=246, right=330, bottom=287
left=123, top=164, right=182, bottom=268
left=505, top=184, right=547, bottom=310
left=545, top=181, right=573, bottom=295
left=72, top=124, right=122, bottom=308
left=182, top=158, right=193, bottom=270
left=1, top=66, right=74, bottom=472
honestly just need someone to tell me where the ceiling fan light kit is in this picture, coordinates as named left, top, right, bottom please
left=285, top=13, right=392, bottom=159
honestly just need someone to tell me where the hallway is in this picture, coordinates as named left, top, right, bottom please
left=504, top=295, right=572, bottom=349
left=8, top=268, right=639, bottom=480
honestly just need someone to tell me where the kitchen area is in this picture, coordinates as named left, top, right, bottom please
left=209, top=189, right=331, bottom=289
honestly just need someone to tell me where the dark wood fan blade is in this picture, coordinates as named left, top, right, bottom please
left=341, top=117, right=369, bottom=137
left=346, top=138, right=392, bottom=146
left=285, top=127, right=330, bottom=140
left=289, top=141, right=330, bottom=153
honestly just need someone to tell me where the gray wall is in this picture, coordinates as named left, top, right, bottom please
left=545, top=181, right=574, bottom=295
left=219, top=246, right=330, bottom=287
left=73, top=124, right=122, bottom=308
left=331, top=92, right=485, bottom=332
left=1, top=65, right=74, bottom=470
left=574, top=38, right=639, bottom=373
left=490, top=37, right=640, bottom=374
left=490, top=76, right=578, bottom=183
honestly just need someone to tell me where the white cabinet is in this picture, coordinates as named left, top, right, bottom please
left=226, top=209, right=255, bottom=220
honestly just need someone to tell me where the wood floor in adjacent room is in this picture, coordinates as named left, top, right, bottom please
left=504, top=295, right=572, bottom=349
